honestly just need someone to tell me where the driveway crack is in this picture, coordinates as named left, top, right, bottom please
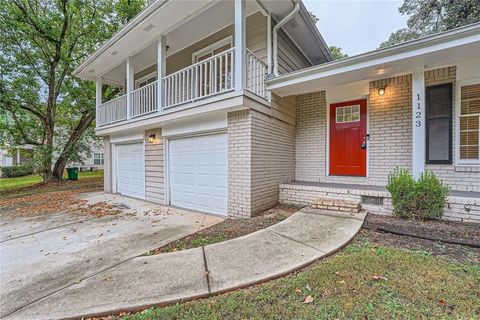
left=201, top=246, right=211, bottom=294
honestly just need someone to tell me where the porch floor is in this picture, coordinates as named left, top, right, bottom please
left=287, top=181, right=480, bottom=199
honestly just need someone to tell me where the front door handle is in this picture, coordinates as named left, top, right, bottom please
left=361, top=134, right=369, bottom=150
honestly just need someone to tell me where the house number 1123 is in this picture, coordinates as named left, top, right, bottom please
left=415, top=93, right=422, bottom=127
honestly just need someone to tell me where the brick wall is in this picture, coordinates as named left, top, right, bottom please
left=103, top=136, right=112, bottom=193
left=424, top=66, right=480, bottom=191
left=294, top=74, right=412, bottom=186
left=251, top=110, right=295, bottom=213
left=144, top=129, right=165, bottom=203
left=227, top=109, right=296, bottom=218
left=228, top=110, right=252, bottom=218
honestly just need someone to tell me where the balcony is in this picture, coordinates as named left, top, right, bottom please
left=96, top=48, right=267, bottom=127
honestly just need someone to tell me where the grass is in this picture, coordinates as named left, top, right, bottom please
left=0, top=170, right=103, bottom=192
left=124, top=240, right=480, bottom=320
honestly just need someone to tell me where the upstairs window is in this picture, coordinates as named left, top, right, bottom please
left=426, top=84, right=452, bottom=164
left=459, top=83, right=480, bottom=163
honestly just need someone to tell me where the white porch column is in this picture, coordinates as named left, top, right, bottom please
left=95, top=77, right=102, bottom=107
left=234, top=0, right=246, bottom=92
left=126, top=56, right=134, bottom=119
left=412, top=66, right=426, bottom=179
left=266, top=13, right=272, bottom=74
left=157, top=35, right=166, bottom=111
left=95, top=77, right=102, bottom=125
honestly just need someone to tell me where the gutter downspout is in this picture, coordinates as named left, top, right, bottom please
left=272, top=1, right=300, bottom=76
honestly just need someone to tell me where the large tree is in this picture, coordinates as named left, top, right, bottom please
left=0, top=0, right=144, bottom=182
left=380, top=0, right=480, bottom=48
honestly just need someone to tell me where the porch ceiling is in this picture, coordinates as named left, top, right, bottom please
left=267, top=23, right=480, bottom=96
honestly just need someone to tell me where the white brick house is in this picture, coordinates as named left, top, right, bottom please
left=74, top=0, right=480, bottom=221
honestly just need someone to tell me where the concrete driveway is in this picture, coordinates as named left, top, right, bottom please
left=0, top=192, right=223, bottom=319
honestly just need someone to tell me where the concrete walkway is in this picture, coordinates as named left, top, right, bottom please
left=4, top=208, right=366, bottom=320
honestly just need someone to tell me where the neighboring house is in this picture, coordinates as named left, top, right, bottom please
left=0, top=146, right=34, bottom=167
left=66, top=139, right=105, bottom=171
left=74, top=0, right=479, bottom=221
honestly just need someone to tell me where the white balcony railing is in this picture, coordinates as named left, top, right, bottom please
left=246, top=49, right=268, bottom=99
left=96, top=48, right=269, bottom=127
left=163, top=48, right=235, bottom=109
left=96, top=94, right=127, bottom=126
left=130, top=80, right=158, bottom=118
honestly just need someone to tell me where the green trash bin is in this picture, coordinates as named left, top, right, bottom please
left=66, top=167, right=79, bottom=181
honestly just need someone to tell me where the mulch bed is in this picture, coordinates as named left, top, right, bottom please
left=360, top=214, right=480, bottom=263
left=146, top=204, right=300, bottom=255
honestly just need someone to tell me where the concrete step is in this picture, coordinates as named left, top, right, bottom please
left=311, top=198, right=362, bottom=213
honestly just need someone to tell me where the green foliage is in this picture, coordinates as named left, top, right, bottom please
left=380, top=0, right=480, bottom=47
left=415, top=171, right=450, bottom=220
left=115, top=0, right=146, bottom=24
left=387, top=169, right=449, bottom=220
left=0, top=0, right=146, bottom=181
left=329, top=45, right=348, bottom=60
left=1, top=165, right=33, bottom=178
left=386, top=169, right=416, bottom=218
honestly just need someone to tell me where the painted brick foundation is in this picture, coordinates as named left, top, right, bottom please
left=279, top=183, right=480, bottom=222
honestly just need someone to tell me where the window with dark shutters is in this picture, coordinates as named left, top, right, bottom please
left=426, top=83, right=452, bottom=164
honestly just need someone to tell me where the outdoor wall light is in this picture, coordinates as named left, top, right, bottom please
left=148, top=133, right=156, bottom=144
left=378, top=87, right=386, bottom=96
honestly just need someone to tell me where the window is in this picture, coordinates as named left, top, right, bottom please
left=336, top=105, right=360, bottom=123
left=135, top=72, right=157, bottom=89
left=426, top=84, right=452, bottom=164
left=459, top=83, right=480, bottom=162
left=94, top=153, right=104, bottom=165
left=192, top=36, right=232, bottom=63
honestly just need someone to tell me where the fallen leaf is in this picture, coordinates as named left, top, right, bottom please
left=372, top=275, right=388, bottom=281
left=303, top=295, right=314, bottom=304
left=305, top=284, right=312, bottom=292
left=338, top=280, right=346, bottom=284
left=335, top=271, right=344, bottom=276
left=294, top=288, right=301, bottom=293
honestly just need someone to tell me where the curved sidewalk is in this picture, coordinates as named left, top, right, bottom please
left=6, top=208, right=366, bottom=320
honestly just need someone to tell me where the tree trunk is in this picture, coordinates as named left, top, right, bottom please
left=51, top=113, right=95, bottom=182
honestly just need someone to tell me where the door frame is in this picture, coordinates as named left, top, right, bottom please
left=111, top=140, right=145, bottom=198
left=326, top=96, right=370, bottom=177
left=164, top=129, right=228, bottom=208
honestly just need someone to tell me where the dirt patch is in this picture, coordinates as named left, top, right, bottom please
left=360, top=214, right=480, bottom=263
left=364, top=213, right=480, bottom=246
left=0, top=177, right=118, bottom=218
left=145, top=205, right=300, bottom=255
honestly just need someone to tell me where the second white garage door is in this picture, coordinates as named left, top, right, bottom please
left=169, top=133, right=228, bottom=216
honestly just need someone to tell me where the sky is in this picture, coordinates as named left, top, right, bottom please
left=303, top=0, right=409, bottom=56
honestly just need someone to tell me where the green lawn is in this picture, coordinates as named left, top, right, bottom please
left=124, top=240, right=480, bottom=320
left=0, top=170, right=104, bottom=192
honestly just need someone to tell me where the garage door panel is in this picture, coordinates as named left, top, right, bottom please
left=116, top=143, right=145, bottom=199
left=169, top=134, right=227, bottom=216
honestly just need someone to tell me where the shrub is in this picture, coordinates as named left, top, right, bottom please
left=1, top=164, right=34, bottom=178
left=386, top=169, right=449, bottom=220
left=415, top=171, right=450, bottom=220
left=386, top=169, right=416, bottom=218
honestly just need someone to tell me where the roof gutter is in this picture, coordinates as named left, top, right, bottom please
left=272, top=1, right=300, bottom=76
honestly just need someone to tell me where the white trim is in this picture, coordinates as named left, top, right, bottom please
left=191, top=36, right=233, bottom=63
left=134, top=71, right=157, bottom=89
left=455, top=77, right=480, bottom=165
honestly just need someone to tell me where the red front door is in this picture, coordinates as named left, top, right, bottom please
left=329, top=99, right=367, bottom=176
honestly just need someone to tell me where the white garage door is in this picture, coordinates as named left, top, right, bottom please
left=115, top=142, right=145, bottom=199
left=169, top=133, right=228, bottom=216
